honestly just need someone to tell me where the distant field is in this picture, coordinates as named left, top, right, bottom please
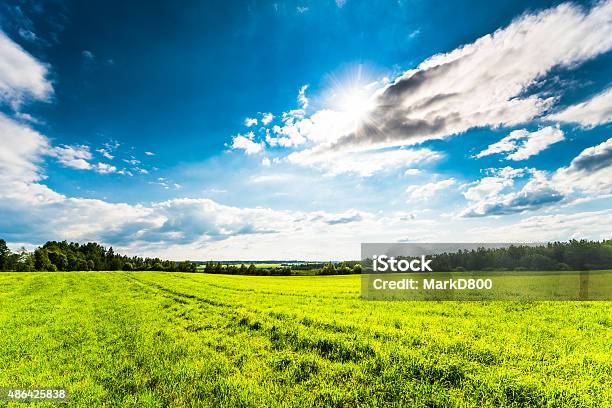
left=204, top=263, right=285, bottom=269
left=0, top=272, right=610, bottom=407
left=248, top=263, right=284, bottom=269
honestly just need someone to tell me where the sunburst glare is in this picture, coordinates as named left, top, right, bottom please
left=324, top=65, right=381, bottom=126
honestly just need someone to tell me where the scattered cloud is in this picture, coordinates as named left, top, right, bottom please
left=462, top=137, right=612, bottom=216
left=96, top=148, right=114, bottom=160
left=0, top=112, right=50, bottom=184
left=231, top=132, right=264, bottom=155
left=0, top=116, right=63, bottom=206
left=123, top=158, right=141, bottom=165
left=462, top=167, right=524, bottom=203
left=18, top=28, right=37, bottom=42
left=287, top=147, right=441, bottom=177
left=117, top=169, right=133, bottom=176
left=470, top=209, right=612, bottom=242
left=267, top=118, right=308, bottom=147
left=14, top=112, right=43, bottom=124
left=144, top=151, right=155, bottom=156
left=552, top=137, right=612, bottom=195
left=207, top=188, right=227, bottom=194
left=244, top=117, right=258, bottom=127
left=149, top=177, right=181, bottom=190
left=104, top=140, right=120, bottom=151
left=95, top=162, right=117, bottom=174
left=546, top=87, right=612, bottom=128
left=406, top=178, right=456, bottom=202
left=325, top=212, right=363, bottom=225
left=461, top=168, right=563, bottom=217
left=408, top=29, right=421, bottom=39
left=0, top=30, right=52, bottom=107
left=52, top=144, right=94, bottom=170
left=261, top=112, right=274, bottom=125
left=298, top=84, right=309, bottom=109
left=265, top=103, right=374, bottom=149
left=475, top=126, right=564, bottom=161
left=51, top=145, right=123, bottom=175
left=81, top=50, right=94, bottom=61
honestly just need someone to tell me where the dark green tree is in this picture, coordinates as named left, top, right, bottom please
left=34, top=248, right=54, bottom=271
left=0, top=239, right=11, bottom=271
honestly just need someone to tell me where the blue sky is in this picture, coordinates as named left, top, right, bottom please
left=0, top=0, right=611, bottom=260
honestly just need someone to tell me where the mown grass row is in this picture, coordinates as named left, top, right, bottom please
left=0, top=272, right=610, bottom=407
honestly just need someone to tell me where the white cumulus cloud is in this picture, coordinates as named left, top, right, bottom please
left=406, top=178, right=456, bottom=202
left=261, top=112, right=274, bottom=125
left=462, top=137, right=612, bottom=216
left=552, top=137, right=612, bottom=195
left=231, top=133, right=264, bottom=155
left=0, top=30, right=52, bottom=107
left=95, top=162, right=117, bottom=174
left=475, top=126, right=565, bottom=161
left=546, top=87, right=612, bottom=128
left=51, top=144, right=94, bottom=170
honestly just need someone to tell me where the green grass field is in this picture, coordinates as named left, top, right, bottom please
left=0, top=272, right=610, bottom=407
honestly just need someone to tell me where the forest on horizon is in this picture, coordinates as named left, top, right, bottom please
left=1, top=238, right=611, bottom=275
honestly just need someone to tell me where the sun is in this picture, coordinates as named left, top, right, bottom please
left=336, top=85, right=376, bottom=122
left=324, top=65, right=379, bottom=125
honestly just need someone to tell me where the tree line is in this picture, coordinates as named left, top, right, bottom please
left=0, top=240, right=197, bottom=272
left=200, top=261, right=362, bottom=276
left=1, top=238, right=610, bottom=274
left=372, top=239, right=612, bottom=272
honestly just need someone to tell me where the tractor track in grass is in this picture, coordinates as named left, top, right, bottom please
left=123, top=273, right=486, bottom=358
left=122, top=273, right=548, bottom=402
left=124, top=272, right=609, bottom=406
left=124, top=273, right=378, bottom=363
left=123, top=272, right=501, bottom=364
